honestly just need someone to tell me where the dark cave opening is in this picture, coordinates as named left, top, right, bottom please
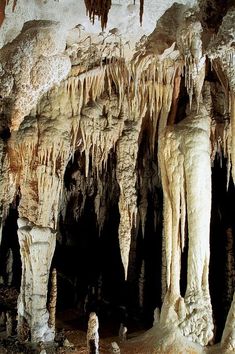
left=180, top=227, right=188, bottom=298
left=0, top=198, right=21, bottom=291
left=138, top=191, right=163, bottom=327
left=198, top=0, right=234, bottom=33
left=210, top=158, right=235, bottom=342
left=55, top=138, right=164, bottom=336
left=0, top=197, right=21, bottom=337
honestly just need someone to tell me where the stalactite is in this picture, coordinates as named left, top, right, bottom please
left=85, top=0, right=144, bottom=30
left=87, top=312, right=99, bottom=354
left=84, top=0, right=111, bottom=30
left=102, top=56, right=178, bottom=279
left=48, top=268, right=57, bottom=331
left=208, top=8, right=235, bottom=184
left=0, top=0, right=17, bottom=27
left=116, top=119, right=142, bottom=280
left=177, top=11, right=205, bottom=111
left=140, top=0, right=144, bottom=26
left=62, top=58, right=178, bottom=266
left=80, top=94, right=125, bottom=177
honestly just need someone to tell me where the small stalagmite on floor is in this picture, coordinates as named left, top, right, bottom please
left=87, top=312, right=99, bottom=354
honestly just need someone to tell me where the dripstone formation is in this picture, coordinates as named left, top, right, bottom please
left=0, top=0, right=235, bottom=353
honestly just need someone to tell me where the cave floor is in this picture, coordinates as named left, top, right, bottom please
left=0, top=304, right=234, bottom=353
left=0, top=328, right=234, bottom=354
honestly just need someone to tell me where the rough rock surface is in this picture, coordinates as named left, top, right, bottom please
left=0, top=20, right=71, bottom=131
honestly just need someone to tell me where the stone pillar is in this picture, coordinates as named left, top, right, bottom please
left=159, top=100, right=214, bottom=345
left=17, top=217, right=56, bottom=342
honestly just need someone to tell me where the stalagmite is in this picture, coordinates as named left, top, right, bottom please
left=6, top=312, right=13, bottom=337
left=153, top=307, right=160, bottom=326
left=119, top=323, right=127, bottom=342
left=87, top=312, right=99, bottom=354
left=111, top=342, right=120, bottom=354
left=159, top=94, right=213, bottom=345
left=6, top=248, right=13, bottom=286
left=17, top=218, right=56, bottom=342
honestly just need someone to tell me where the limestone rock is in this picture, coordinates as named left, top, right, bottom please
left=0, top=20, right=71, bottom=131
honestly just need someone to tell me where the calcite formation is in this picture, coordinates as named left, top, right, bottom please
left=87, top=312, right=99, bottom=354
left=17, top=218, right=56, bottom=342
left=0, top=0, right=234, bottom=353
left=159, top=95, right=213, bottom=345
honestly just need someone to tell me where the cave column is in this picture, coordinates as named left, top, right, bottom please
left=159, top=129, right=183, bottom=323
left=179, top=113, right=213, bottom=345
left=17, top=217, right=56, bottom=342
left=159, top=99, right=214, bottom=345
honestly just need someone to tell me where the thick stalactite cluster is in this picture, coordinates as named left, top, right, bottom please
left=84, top=0, right=145, bottom=30
left=0, top=1, right=235, bottom=353
left=84, top=0, right=111, bottom=30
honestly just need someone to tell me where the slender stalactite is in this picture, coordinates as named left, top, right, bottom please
left=140, top=0, right=144, bottom=26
